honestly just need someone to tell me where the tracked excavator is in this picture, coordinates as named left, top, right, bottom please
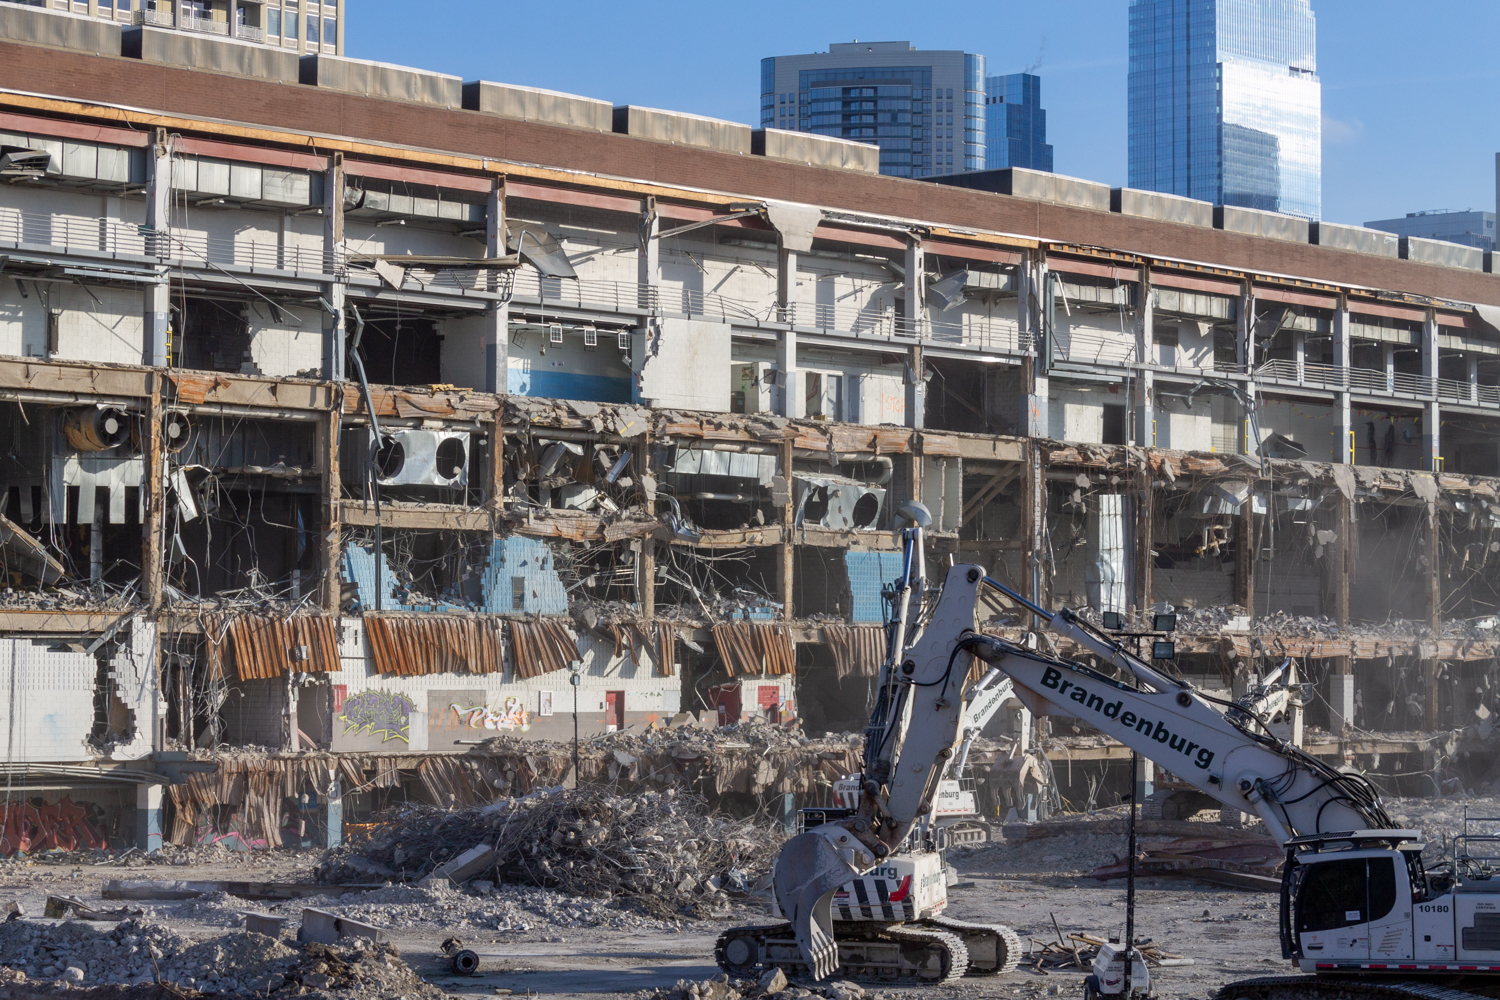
left=722, top=502, right=1500, bottom=1000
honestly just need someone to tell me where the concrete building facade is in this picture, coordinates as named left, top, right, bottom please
left=1, top=9, right=1499, bottom=852
left=0, top=0, right=342, bottom=50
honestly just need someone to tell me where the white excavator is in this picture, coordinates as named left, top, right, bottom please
left=721, top=502, right=1500, bottom=1000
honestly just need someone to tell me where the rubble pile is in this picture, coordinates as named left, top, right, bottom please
left=0, top=918, right=443, bottom=999
left=637, top=970, right=885, bottom=1000
left=316, top=786, right=781, bottom=919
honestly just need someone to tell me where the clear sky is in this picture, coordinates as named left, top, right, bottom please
left=350, top=1, right=1499, bottom=227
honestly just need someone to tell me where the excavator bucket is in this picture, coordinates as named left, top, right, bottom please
left=772, top=831, right=856, bottom=981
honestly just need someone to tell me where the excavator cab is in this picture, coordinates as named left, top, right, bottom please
left=1281, top=832, right=1427, bottom=968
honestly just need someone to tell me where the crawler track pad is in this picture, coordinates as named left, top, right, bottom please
left=773, top=832, right=857, bottom=981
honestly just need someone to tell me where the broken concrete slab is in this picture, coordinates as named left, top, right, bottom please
left=103, top=879, right=382, bottom=901
left=241, top=911, right=292, bottom=937
left=298, top=907, right=386, bottom=945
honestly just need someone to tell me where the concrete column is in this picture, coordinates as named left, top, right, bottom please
left=484, top=177, right=509, bottom=394
left=143, top=130, right=173, bottom=366
left=324, top=777, right=342, bottom=849
left=1239, top=286, right=1258, bottom=456
left=1293, top=329, right=1306, bottom=384
left=136, top=783, right=163, bottom=854
left=776, top=242, right=800, bottom=418
left=1019, top=251, right=1048, bottom=436
left=1469, top=354, right=1480, bottom=404
left=1334, top=296, right=1352, bottom=465
left=321, top=153, right=346, bottom=381
left=1135, top=269, right=1154, bottom=446
left=1326, top=672, right=1355, bottom=735
left=637, top=196, right=659, bottom=309
left=904, top=237, right=925, bottom=429
left=1384, top=343, right=1395, bottom=394
left=1422, top=309, right=1441, bottom=470
left=1134, top=757, right=1155, bottom=803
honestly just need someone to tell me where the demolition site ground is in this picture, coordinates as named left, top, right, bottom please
left=11, top=800, right=1487, bottom=1000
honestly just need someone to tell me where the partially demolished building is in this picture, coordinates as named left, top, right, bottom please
left=1, top=6, right=1500, bottom=855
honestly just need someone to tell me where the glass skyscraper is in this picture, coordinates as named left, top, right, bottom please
left=984, top=73, right=1053, bottom=172
left=760, top=42, right=985, bottom=178
left=1128, top=0, right=1321, bottom=219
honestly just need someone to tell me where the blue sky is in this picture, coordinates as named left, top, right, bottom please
left=352, top=1, right=1499, bottom=228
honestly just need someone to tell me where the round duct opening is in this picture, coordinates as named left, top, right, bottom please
left=435, top=437, right=467, bottom=481
left=375, top=436, right=405, bottom=480
left=802, top=486, right=830, bottom=524
left=851, top=492, right=881, bottom=529
left=63, top=407, right=131, bottom=452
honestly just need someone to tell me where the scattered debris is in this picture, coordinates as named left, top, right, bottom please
left=316, top=786, right=780, bottom=919
left=635, top=971, right=880, bottom=1000
left=1024, top=929, right=1192, bottom=973
left=1085, top=837, right=1284, bottom=892
left=441, top=936, right=480, bottom=976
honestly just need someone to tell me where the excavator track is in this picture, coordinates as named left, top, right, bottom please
left=716, top=922, right=969, bottom=985
left=922, top=916, right=1023, bottom=975
left=1221, top=975, right=1499, bottom=1000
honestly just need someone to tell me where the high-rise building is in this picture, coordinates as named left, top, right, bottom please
left=0, top=0, right=344, bottom=54
left=760, top=41, right=985, bottom=178
left=1364, top=210, right=1496, bottom=253
left=1128, top=0, right=1320, bottom=219
left=984, top=73, right=1053, bottom=172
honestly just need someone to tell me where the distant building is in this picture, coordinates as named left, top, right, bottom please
left=760, top=41, right=985, bottom=178
left=1128, top=0, right=1320, bottom=219
left=1364, top=210, right=1496, bottom=253
left=0, top=0, right=344, bottom=53
left=984, top=73, right=1052, bottom=172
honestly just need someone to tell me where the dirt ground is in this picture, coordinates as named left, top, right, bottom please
left=1, top=794, right=1486, bottom=1000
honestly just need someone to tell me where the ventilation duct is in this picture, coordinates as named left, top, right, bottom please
left=793, top=473, right=885, bottom=530
left=372, top=430, right=469, bottom=488
left=506, top=223, right=577, bottom=278
left=62, top=407, right=131, bottom=452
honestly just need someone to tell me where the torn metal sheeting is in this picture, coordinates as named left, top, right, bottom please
left=366, top=613, right=503, bottom=676
left=205, top=614, right=341, bottom=681
left=0, top=510, right=65, bottom=584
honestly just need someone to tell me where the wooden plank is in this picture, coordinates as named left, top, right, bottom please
left=339, top=501, right=494, bottom=532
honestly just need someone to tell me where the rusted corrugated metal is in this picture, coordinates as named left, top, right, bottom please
left=205, top=614, right=340, bottom=681
left=713, top=622, right=795, bottom=677
left=510, top=619, right=580, bottom=679
left=824, top=625, right=884, bottom=680
left=605, top=620, right=676, bottom=677
left=364, top=614, right=503, bottom=676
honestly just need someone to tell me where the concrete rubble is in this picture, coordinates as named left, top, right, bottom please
left=316, top=786, right=780, bottom=920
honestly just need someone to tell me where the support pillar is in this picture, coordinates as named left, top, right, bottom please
left=1235, top=481, right=1255, bottom=616
left=322, top=153, right=346, bottom=381
left=1469, top=354, right=1480, bottom=404
left=637, top=431, right=655, bottom=618
left=1018, top=250, right=1048, bottom=436
left=1422, top=309, right=1441, bottom=470
left=484, top=177, right=509, bottom=394
left=635, top=197, right=660, bottom=405
left=1326, top=673, right=1356, bottom=735
left=1135, top=269, right=1154, bottom=446
left=1335, top=491, right=1352, bottom=628
left=778, top=439, right=794, bottom=619
left=1023, top=442, right=1046, bottom=611
left=1239, top=282, right=1258, bottom=456
left=143, top=374, right=164, bottom=614
left=319, top=406, right=342, bottom=614
left=904, top=237, right=925, bottom=429
left=1134, top=461, right=1153, bottom=615
left=1134, top=757, right=1155, bottom=803
left=324, top=777, right=342, bottom=849
left=143, top=129, right=172, bottom=366
left=775, top=241, right=800, bottom=417
left=1425, top=502, right=1441, bottom=731
left=136, top=783, right=163, bottom=854
left=1333, top=295, right=1352, bottom=464
left=1384, top=343, right=1396, bottom=394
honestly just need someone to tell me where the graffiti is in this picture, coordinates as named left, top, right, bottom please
left=452, top=696, right=530, bottom=732
left=338, top=690, right=415, bottom=743
left=0, top=797, right=109, bottom=856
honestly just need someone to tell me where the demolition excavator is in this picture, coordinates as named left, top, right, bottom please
left=720, top=501, right=1500, bottom=1000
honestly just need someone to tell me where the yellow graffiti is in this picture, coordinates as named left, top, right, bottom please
left=451, top=695, right=531, bottom=732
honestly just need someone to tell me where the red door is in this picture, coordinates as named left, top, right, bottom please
left=605, top=691, right=625, bottom=731
left=707, top=684, right=742, bottom=727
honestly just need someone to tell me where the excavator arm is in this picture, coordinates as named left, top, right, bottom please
left=771, top=507, right=1391, bottom=981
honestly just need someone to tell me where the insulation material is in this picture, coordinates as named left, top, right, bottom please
left=205, top=615, right=340, bottom=681
left=364, top=614, right=503, bottom=676
left=1086, top=494, right=1128, bottom=614
left=824, top=625, right=885, bottom=680
left=712, top=622, right=795, bottom=676
left=50, top=455, right=144, bottom=524
left=510, top=620, right=581, bottom=679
